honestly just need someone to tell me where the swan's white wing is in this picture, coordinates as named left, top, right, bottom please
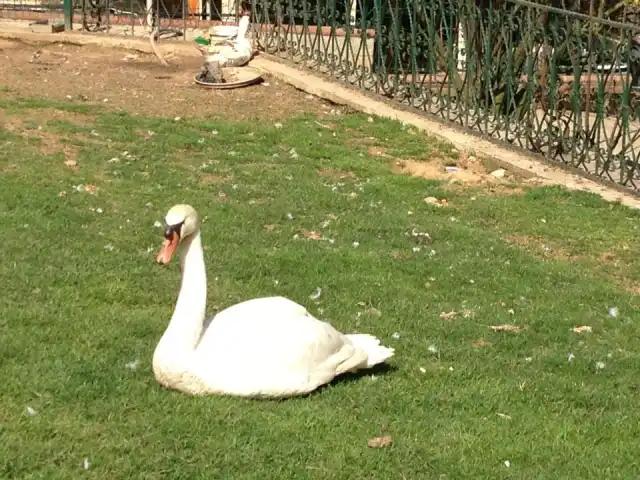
left=195, top=296, right=348, bottom=372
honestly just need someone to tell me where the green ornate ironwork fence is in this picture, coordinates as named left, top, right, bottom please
left=252, top=0, right=640, bottom=191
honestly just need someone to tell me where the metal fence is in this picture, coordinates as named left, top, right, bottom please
left=2, top=0, right=640, bottom=191
left=252, top=0, right=640, bottom=191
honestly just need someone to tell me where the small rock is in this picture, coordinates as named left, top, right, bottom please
left=490, top=168, right=506, bottom=178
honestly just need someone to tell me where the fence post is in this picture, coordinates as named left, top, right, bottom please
left=64, top=0, right=73, bottom=30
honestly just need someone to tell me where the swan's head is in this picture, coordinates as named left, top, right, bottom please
left=156, top=204, right=200, bottom=265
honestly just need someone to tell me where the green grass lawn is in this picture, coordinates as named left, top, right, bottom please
left=2, top=95, right=640, bottom=479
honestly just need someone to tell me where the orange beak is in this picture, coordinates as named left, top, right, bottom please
left=156, top=231, right=179, bottom=265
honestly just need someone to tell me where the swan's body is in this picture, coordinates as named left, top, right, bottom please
left=206, top=15, right=253, bottom=68
left=153, top=205, right=395, bottom=398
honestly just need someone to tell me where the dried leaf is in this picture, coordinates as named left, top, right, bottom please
left=367, top=435, right=393, bottom=448
left=572, top=325, right=592, bottom=333
left=440, top=311, right=457, bottom=320
left=301, top=229, right=322, bottom=240
left=472, top=339, right=490, bottom=348
left=84, top=184, right=98, bottom=195
left=64, top=158, right=77, bottom=168
left=264, top=224, right=277, bottom=232
left=496, top=413, right=512, bottom=420
left=490, top=324, right=523, bottom=333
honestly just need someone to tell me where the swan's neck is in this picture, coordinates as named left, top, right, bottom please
left=156, top=231, right=207, bottom=363
left=236, top=15, right=250, bottom=41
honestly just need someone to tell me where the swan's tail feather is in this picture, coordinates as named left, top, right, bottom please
left=345, top=334, right=395, bottom=368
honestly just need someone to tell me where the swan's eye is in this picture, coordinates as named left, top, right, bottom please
left=164, top=221, right=184, bottom=239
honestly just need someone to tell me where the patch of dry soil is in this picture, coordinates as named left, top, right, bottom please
left=0, top=38, right=342, bottom=121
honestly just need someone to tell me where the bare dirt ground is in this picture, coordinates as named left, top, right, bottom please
left=0, top=38, right=341, bottom=121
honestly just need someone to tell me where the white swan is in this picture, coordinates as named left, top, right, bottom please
left=152, top=204, right=395, bottom=398
left=205, top=14, right=253, bottom=68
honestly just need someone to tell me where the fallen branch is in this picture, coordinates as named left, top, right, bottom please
left=149, top=28, right=169, bottom=67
